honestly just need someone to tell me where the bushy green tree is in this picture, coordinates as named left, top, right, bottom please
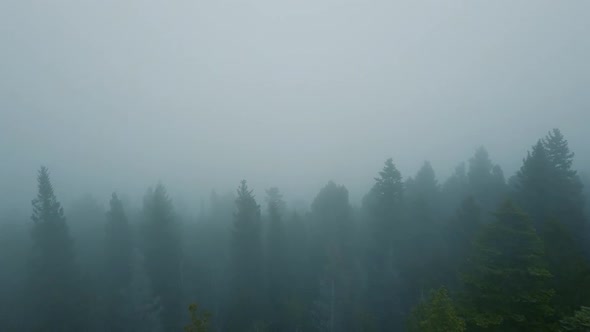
left=408, top=287, right=465, bottom=332
left=461, top=200, right=554, bottom=331
left=26, top=166, right=86, bottom=331
left=184, top=303, right=211, bottom=332
left=560, top=306, right=590, bottom=331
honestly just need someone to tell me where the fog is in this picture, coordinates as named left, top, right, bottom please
left=1, top=1, right=590, bottom=331
left=2, top=0, right=589, bottom=212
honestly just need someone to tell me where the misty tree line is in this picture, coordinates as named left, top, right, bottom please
left=2, top=129, right=590, bottom=331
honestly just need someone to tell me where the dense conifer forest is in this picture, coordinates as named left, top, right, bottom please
left=2, top=129, right=590, bottom=331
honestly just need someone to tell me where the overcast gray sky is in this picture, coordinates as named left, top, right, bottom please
left=1, top=0, right=589, bottom=213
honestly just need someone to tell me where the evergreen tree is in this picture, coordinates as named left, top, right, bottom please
left=541, top=220, right=590, bottom=320
left=125, top=249, right=163, bottom=332
left=401, top=161, right=446, bottom=312
left=104, top=193, right=134, bottom=331
left=228, top=180, right=266, bottom=331
left=265, top=187, right=289, bottom=330
left=467, top=147, right=507, bottom=216
left=26, top=166, right=86, bottom=331
left=543, top=129, right=586, bottom=247
left=560, top=306, right=590, bottom=331
left=311, top=181, right=359, bottom=332
left=461, top=200, right=554, bottom=331
left=142, top=184, right=183, bottom=331
left=515, top=130, right=586, bottom=250
left=362, top=158, right=404, bottom=330
left=441, top=163, right=469, bottom=219
left=446, top=196, right=481, bottom=288
left=408, top=287, right=466, bottom=332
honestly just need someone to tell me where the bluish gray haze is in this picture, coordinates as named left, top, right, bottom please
left=1, top=0, right=589, bottom=212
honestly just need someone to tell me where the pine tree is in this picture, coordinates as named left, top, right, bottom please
left=402, top=161, right=446, bottom=312
left=362, top=159, right=404, bottom=331
left=515, top=130, right=586, bottom=250
left=461, top=200, right=554, bottom=331
left=543, top=129, right=586, bottom=248
left=467, top=147, right=506, bottom=216
left=446, top=196, right=481, bottom=288
left=265, top=187, right=289, bottom=330
left=541, top=220, right=590, bottom=320
left=228, top=180, right=266, bottom=331
left=26, top=166, right=86, bottom=331
left=141, top=184, right=183, bottom=332
left=311, top=181, right=359, bottom=332
left=104, top=193, right=134, bottom=331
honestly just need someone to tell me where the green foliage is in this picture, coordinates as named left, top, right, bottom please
left=542, top=220, right=590, bottom=318
left=461, top=200, right=554, bottom=331
left=184, top=303, right=211, bottom=332
left=408, top=288, right=466, bottom=332
left=560, top=306, right=590, bottom=331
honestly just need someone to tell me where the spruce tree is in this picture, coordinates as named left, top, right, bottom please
left=467, top=147, right=506, bottom=216
left=142, top=184, right=183, bottom=331
left=311, top=181, right=359, bottom=332
left=265, top=187, right=289, bottom=330
left=104, top=192, right=133, bottom=331
left=26, top=166, right=85, bottom=331
left=228, top=180, right=265, bottom=331
left=461, top=200, right=554, bottom=331
left=362, top=158, right=404, bottom=331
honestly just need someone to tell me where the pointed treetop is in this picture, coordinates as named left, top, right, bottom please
left=31, top=166, right=64, bottom=224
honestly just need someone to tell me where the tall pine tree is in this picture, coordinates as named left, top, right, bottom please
left=26, top=166, right=86, bottom=331
left=228, top=180, right=266, bottom=331
left=104, top=193, right=134, bottom=331
left=142, top=184, right=183, bottom=331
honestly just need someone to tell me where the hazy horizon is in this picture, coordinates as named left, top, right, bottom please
left=2, top=0, right=589, bottom=214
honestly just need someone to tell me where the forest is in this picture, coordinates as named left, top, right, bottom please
left=1, top=128, right=590, bottom=331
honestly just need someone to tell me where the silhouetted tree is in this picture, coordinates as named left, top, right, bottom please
left=228, top=180, right=266, bottom=331
left=104, top=193, right=134, bottom=331
left=142, top=184, right=183, bottom=331
left=26, top=166, right=86, bottom=331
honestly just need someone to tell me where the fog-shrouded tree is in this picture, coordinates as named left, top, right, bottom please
left=26, top=166, right=86, bottom=331
left=264, top=187, right=289, bottom=330
left=361, top=158, right=405, bottom=330
left=104, top=192, right=134, bottom=331
left=461, top=200, right=554, bottom=331
left=515, top=130, right=587, bottom=250
left=541, top=219, right=590, bottom=322
left=467, top=147, right=507, bottom=216
left=402, top=161, right=446, bottom=308
left=141, top=184, right=183, bottom=331
left=441, top=163, right=469, bottom=219
left=228, top=180, right=266, bottom=331
left=311, top=181, right=360, bottom=332
left=446, top=196, right=482, bottom=289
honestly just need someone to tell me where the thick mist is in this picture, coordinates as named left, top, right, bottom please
left=2, top=0, right=589, bottom=213
left=1, top=1, right=590, bottom=331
